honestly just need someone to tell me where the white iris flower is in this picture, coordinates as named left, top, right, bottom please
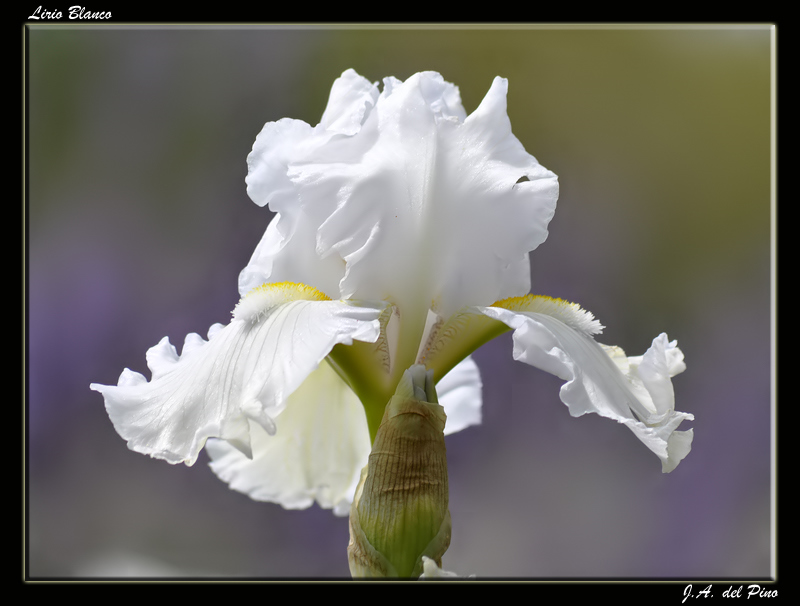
left=91, top=69, right=693, bottom=518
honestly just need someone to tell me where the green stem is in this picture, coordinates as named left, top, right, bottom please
left=327, top=342, right=393, bottom=443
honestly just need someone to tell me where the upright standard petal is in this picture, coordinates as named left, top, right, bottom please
left=91, top=283, right=384, bottom=466
left=240, top=70, right=381, bottom=299
left=241, top=70, right=559, bottom=322
left=478, top=296, right=693, bottom=472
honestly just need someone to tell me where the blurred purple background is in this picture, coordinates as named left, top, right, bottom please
left=26, top=26, right=772, bottom=578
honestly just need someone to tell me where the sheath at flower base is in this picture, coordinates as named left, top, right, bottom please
left=90, top=69, right=693, bottom=536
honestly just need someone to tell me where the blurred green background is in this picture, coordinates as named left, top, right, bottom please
left=26, top=25, right=773, bottom=578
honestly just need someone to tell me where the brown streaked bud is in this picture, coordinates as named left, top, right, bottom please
left=347, top=365, right=451, bottom=578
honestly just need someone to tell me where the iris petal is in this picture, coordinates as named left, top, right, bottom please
left=206, top=361, right=370, bottom=515
left=437, top=356, right=483, bottom=436
left=241, top=70, right=559, bottom=320
left=91, top=284, right=384, bottom=466
left=479, top=303, right=692, bottom=472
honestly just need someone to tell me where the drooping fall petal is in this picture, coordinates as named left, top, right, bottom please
left=206, top=361, right=370, bottom=515
left=91, top=283, right=384, bottom=466
left=479, top=297, right=692, bottom=472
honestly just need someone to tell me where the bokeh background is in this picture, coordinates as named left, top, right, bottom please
left=26, top=25, right=773, bottom=579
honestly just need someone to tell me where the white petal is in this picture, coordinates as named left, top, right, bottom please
left=418, top=556, right=473, bottom=579
left=245, top=117, right=314, bottom=210
left=437, top=356, right=482, bottom=436
left=419, top=556, right=459, bottom=578
left=238, top=204, right=346, bottom=300
left=319, top=68, right=379, bottom=136
left=241, top=117, right=346, bottom=299
left=242, top=70, right=559, bottom=320
left=479, top=302, right=693, bottom=472
left=91, top=285, right=384, bottom=466
left=206, top=361, right=370, bottom=515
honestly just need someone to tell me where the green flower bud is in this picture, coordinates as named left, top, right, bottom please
left=347, top=365, right=451, bottom=578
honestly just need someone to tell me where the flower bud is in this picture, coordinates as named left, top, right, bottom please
left=347, top=365, right=451, bottom=577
